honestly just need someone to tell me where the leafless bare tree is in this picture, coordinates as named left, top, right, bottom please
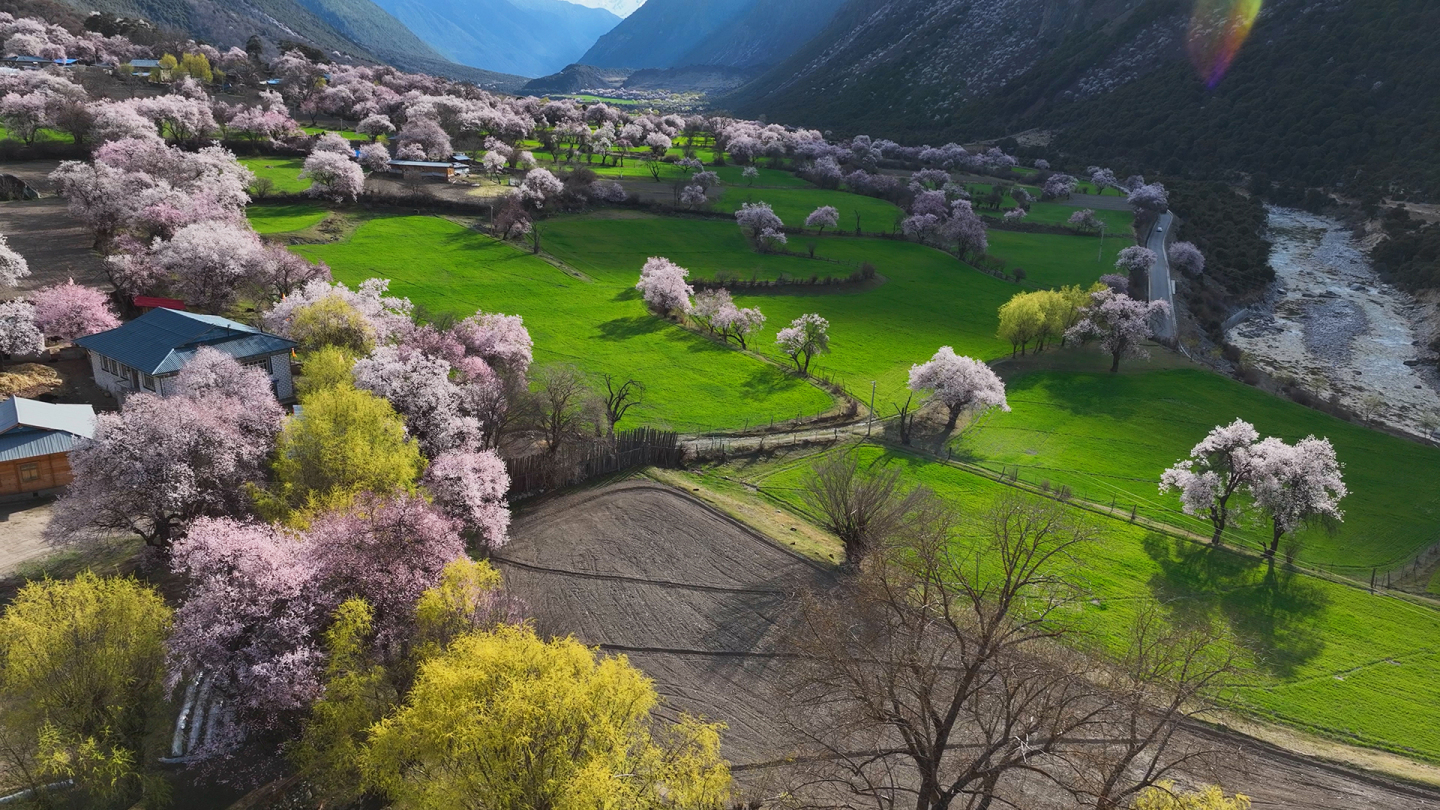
left=782, top=492, right=1235, bottom=810
left=801, top=450, right=926, bottom=567
left=1072, top=605, right=1238, bottom=809
left=531, top=363, right=596, bottom=455
left=600, top=373, right=645, bottom=435
left=894, top=394, right=917, bottom=446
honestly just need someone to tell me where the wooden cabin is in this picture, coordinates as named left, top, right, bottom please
left=0, top=397, right=96, bottom=499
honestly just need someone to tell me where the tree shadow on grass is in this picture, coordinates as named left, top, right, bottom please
left=595, top=315, right=666, bottom=341
left=1004, top=371, right=1144, bottom=421
left=1142, top=533, right=1328, bottom=679
left=738, top=364, right=807, bottom=400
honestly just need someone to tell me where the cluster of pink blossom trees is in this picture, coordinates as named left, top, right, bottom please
left=902, top=192, right=988, bottom=259
left=48, top=115, right=331, bottom=311
left=0, top=235, right=117, bottom=359
left=692, top=288, right=766, bottom=350
left=1, top=12, right=142, bottom=65
left=1161, top=419, right=1346, bottom=556
left=47, top=348, right=285, bottom=549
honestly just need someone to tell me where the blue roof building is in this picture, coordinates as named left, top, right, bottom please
left=75, top=308, right=297, bottom=402
left=0, top=397, right=95, bottom=498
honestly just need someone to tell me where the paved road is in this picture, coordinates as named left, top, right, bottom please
left=1146, top=211, right=1177, bottom=340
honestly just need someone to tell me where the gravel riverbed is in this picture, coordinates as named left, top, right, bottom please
left=1227, top=207, right=1439, bottom=439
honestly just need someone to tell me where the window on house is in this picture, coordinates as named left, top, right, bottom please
left=101, top=356, right=117, bottom=374
left=18, top=463, right=40, bottom=483
left=244, top=356, right=273, bottom=374
left=142, top=373, right=156, bottom=391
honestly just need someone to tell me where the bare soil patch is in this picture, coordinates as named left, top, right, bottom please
left=495, top=479, right=830, bottom=772
left=502, top=478, right=1440, bottom=807
left=0, top=162, right=109, bottom=296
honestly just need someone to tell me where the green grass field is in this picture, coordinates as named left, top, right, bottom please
left=999, top=202, right=1133, bottom=231
left=985, top=229, right=1126, bottom=290
left=963, top=362, right=1440, bottom=570
left=246, top=202, right=330, bottom=234
left=294, top=216, right=832, bottom=432
left=283, top=203, right=1440, bottom=761
left=708, top=442, right=1440, bottom=762
left=301, top=125, right=372, bottom=142
left=540, top=213, right=1440, bottom=573
left=712, top=187, right=905, bottom=232
left=541, top=213, right=1022, bottom=393
left=240, top=157, right=312, bottom=194
left=527, top=155, right=804, bottom=188
left=0, top=125, right=72, bottom=145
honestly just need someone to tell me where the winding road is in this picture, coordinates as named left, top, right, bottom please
left=1147, top=210, right=1178, bottom=340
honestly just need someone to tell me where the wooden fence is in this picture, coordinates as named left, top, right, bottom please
left=505, top=428, right=683, bottom=495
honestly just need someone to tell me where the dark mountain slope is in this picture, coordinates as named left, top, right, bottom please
left=581, top=0, right=753, bottom=69
left=673, top=0, right=845, bottom=70
left=371, top=0, right=619, bottom=77
left=580, top=0, right=843, bottom=71
left=729, top=0, right=1440, bottom=197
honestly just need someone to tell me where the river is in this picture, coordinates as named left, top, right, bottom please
left=1226, top=206, right=1439, bottom=439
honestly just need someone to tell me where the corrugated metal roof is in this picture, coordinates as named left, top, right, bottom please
left=133, top=295, right=186, bottom=310
left=0, top=430, right=82, bottom=463
left=0, top=397, right=95, bottom=462
left=74, top=308, right=296, bottom=376
left=0, top=397, right=96, bottom=438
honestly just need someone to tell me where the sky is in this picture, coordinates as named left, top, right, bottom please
left=562, top=0, right=645, bottom=17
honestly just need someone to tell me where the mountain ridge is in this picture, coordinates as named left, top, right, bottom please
left=372, top=0, right=620, bottom=77
left=580, top=0, right=843, bottom=72
left=48, top=0, right=526, bottom=87
left=726, top=0, right=1440, bottom=196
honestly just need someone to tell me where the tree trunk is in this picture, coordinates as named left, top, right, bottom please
left=1265, top=522, right=1284, bottom=558
left=1111, top=350, right=1122, bottom=372
left=946, top=403, right=962, bottom=431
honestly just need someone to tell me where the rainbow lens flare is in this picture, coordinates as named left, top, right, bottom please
left=1185, top=0, right=1262, bottom=88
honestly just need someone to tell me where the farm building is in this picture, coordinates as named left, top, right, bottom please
left=0, top=397, right=95, bottom=498
left=74, top=308, right=297, bottom=402
left=388, top=160, right=468, bottom=179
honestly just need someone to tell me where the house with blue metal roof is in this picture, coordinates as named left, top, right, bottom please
left=0, top=397, right=95, bottom=498
left=74, top=308, right=297, bottom=402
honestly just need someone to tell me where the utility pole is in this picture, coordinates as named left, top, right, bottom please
left=867, top=380, right=876, bottom=437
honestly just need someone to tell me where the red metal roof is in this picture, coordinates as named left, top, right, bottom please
left=133, top=296, right=186, bottom=311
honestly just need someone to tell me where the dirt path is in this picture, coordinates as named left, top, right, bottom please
left=502, top=479, right=1440, bottom=808
left=0, top=500, right=55, bottom=576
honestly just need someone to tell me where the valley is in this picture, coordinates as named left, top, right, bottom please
left=0, top=1, right=1438, bottom=809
